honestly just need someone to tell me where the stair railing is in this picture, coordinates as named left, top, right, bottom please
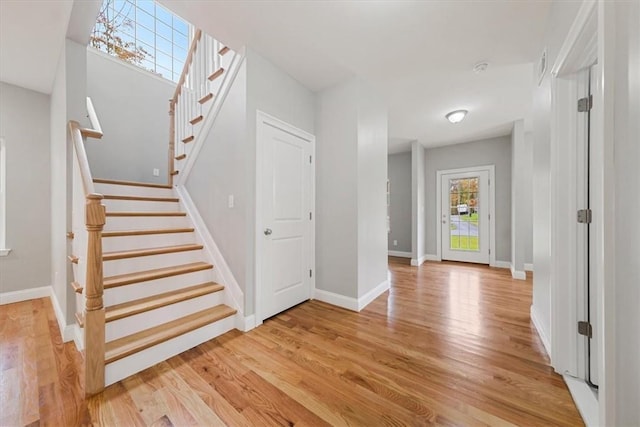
left=169, top=28, right=237, bottom=185
left=68, top=97, right=106, bottom=396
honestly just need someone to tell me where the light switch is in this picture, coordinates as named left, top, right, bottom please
left=153, top=168, right=160, bottom=176
left=228, top=195, right=234, bottom=208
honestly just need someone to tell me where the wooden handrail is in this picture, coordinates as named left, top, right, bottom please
left=171, top=29, right=203, bottom=105
left=82, top=97, right=103, bottom=139
left=69, top=121, right=96, bottom=196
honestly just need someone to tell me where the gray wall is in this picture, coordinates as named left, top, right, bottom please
left=531, top=0, right=582, bottom=345
left=0, top=82, right=51, bottom=293
left=186, top=48, right=316, bottom=315
left=387, top=152, right=411, bottom=252
left=85, top=49, right=174, bottom=184
left=424, top=136, right=512, bottom=262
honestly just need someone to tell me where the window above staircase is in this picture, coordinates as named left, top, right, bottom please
left=90, top=0, right=192, bottom=82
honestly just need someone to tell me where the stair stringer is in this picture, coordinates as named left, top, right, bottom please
left=176, top=185, right=252, bottom=331
left=175, top=49, right=246, bottom=186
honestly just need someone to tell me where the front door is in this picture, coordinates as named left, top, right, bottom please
left=441, top=169, right=490, bottom=264
left=258, top=114, right=314, bottom=321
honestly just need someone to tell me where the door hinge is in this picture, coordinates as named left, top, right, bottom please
left=309, top=155, right=312, bottom=164
left=578, top=95, right=593, bottom=112
left=577, top=209, right=592, bottom=224
left=488, top=248, right=491, bottom=255
left=578, top=321, right=593, bottom=338
left=309, top=269, right=313, bottom=278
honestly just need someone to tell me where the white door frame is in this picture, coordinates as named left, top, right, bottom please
left=436, top=165, right=495, bottom=266
left=549, top=0, right=609, bottom=423
left=254, top=111, right=315, bottom=326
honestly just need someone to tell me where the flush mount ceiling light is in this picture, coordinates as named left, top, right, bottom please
left=445, top=110, right=468, bottom=124
left=473, top=61, right=489, bottom=74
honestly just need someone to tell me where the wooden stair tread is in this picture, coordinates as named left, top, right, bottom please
left=71, top=281, right=83, bottom=294
left=104, top=262, right=213, bottom=289
left=105, top=305, right=236, bottom=364
left=182, top=135, right=194, bottom=143
left=75, top=312, right=85, bottom=328
left=208, top=68, right=224, bottom=81
left=68, top=255, right=79, bottom=264
left=198, top=93, right=214, bottom=104
left=170, top=170, right=179, bottom=176
left=189, top=115, right=203, bottom=125
left=175, top=154, right=187, bottom=161
left=102, top=228, right=194, bottom=238
left=218, top=46, right=230, bottom=56
left=105, top=282, right=224, bottom=323
left=106, top=211, right=186, bottom=217
left=93, top=178, right=172, bottom=189
left=102, top=195, right=179, bottom=203
left=103, top=243, right=203, bottom=261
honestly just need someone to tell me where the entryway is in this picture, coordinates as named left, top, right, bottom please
left=255, top=111, right=315, bottom=324
left=436, top=165, right=495, bottom=264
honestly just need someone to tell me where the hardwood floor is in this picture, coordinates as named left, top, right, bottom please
left=0, top=260, right=583, bottom=426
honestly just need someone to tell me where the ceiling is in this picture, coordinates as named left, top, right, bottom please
left=161, top=0, right=549, bottom=150
left=0, top=1, right=74, bottom=94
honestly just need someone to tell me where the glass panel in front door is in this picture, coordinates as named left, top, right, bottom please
left=448, top=177, right=479, bottom=251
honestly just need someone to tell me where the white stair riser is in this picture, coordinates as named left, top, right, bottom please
left=105, top=314, right=236, bottom=387
left=106, top=292, right=224, bottom=341
left=102, top=199, right=180, bottom=212
left=95, top=183, right=175, bottom=199
left=104, top=216, right=189, bottom=231
left=102, top=232, right=196, bottom=252
left=103, top=250, right=204, bottom=277
left=104, top=269, right=214, bottom=306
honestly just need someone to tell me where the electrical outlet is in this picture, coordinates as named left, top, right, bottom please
left=228, top=195, right=234, bottom=208
left=153, top=168, right=160, bottom=176
left=393, top=240, right=398, bottom=246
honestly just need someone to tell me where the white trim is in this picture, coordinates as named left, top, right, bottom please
left=410, top=254, right=428, bottom=266
left=73, top=324, right=84, bottom=351
left=0, top=249, right=11, bottom=257
left=510, top=264, right=527, bottom=280
left=236, top=314, right=256, bottom=332
left=176, top=50, right=246, bottom=185
left=0, top=138, right=7, bottom=253
left=388, top=250, right=411, bottom=258
left=436, top=165, right=495, bottom=266
left=176, top=185, right=243, bottom=315
left=563, top=374, right=599, bottom=427
left=357, top=280, right=389, bottom=311
left=524, top=263, right=534, bottom=272
left=0, top=286, right=51, bottom=305
left=255, top=111, right=316, bottom=325
left=423, top=254, right=440, bottom=262
left=492, top=260, right=511, bottom=269
left=531, top=304, right=551, bottom=358
left=49, top=289, right=75, bottom=342
left=313, top=288, right=359, bottom=312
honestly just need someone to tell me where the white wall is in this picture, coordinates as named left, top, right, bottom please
left=356, top=81, right=388, bottom=297
left=0, top=82, right=51, bottom=293
left=316, top=77, right=388, bottom=301
left=315, top=79, right=359, bottom=298
left=186, top=48, right=315, bottom=315
left=85, top=49, right=175, bottom=184
left=531, top=0, right=583, bottom=349
left=388, top=152, right=411, bottom=253
left=411, top=142, right=426, bottom=262
left=424, top=136, right=512, bottom=262
left=611, top=1, right=640, bottom=422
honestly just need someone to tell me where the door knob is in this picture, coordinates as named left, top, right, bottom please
left=264, top=228, right=272, bottom=236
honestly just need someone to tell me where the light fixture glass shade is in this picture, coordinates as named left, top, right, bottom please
left=446, top=110, right=468, bottom=124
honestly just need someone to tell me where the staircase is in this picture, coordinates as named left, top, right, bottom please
left=81, top=178, right=236, bottom=387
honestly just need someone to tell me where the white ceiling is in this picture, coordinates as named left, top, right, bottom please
left=0, top=1, right=74, bottom=94
left=161, top=0, right=549, bottom=150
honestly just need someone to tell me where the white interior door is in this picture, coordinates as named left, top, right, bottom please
left=258, top=115, right=314, bottom=321
left=441, top=170, right=490, bottom=264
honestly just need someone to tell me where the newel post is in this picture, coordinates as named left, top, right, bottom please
left=84, top=193, right=106, bottom=396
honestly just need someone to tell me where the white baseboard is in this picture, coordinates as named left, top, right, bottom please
left=357, top=280, right=389, bottom=311
left=313, top=288, right=358, bottom=312
left=74, top=324, right=84, bottom=351
left=563, top=374, right=599, bottom=427
left=411, top=254, right=432, bottom=266
left=0, top=286, right=75, bottom=343
left=524, top=263, right=534, bottom=272
left=388, top=250, right=411, bottom=258
left=510, top=264, right=527, bottom=280
left=0, top=286, right=50, bottom=305
left=530, top=304, right=551, bottom=358
left=237, top=313, right=256, bottom=332
left=492, top=260, right=511, bottom=269
left=423, top=254, right=440, bottom=262
left=177, top=186, right=244, bottom=316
